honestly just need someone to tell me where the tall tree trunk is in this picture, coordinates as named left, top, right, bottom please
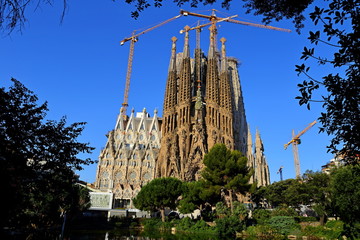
left=319, top=214, right=327, bottom=226
left=229, top=189, right=234, bottom=214
left=160, top=208, right=166, bottom=222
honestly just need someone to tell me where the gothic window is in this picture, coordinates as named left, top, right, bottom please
left=143, top=172, right=151, bottom=180
left=128, top=123, right=133, bottom=130
left=139, top=134, right=144, bottom=140
left=115, top=171, right=122, bottom=180
left=146, top=154, right=150, bottom=160
left=140, top=124, right=145, bottom=130
left=150, top=135, right=155, bottom=141
left=106, top=153, right=110, bottom=158
left=127, top=134, right=132, bottom=140
left=120, top=153, right=123, bottom=159
left=133, top=154, right=137, bottom=159
left=129, top=172, right=137, bottom=179
left=116, top=134, right=120, bottom=139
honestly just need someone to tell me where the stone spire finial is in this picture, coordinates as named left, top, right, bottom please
left=208, top=24, right=217, bottom=58
left=168, top=36, right=177, bottom=72
left=183, top=26, right=191, bottom=58
left=255, top=129, right=264, bottom=152
left=220, top=37, right=227, bottom=73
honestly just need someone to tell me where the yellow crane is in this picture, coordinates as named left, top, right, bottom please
left=180, top=9, right=291, bottom=33
left=284, top=120, right=317, bottom=178
left=119, top=14, right=182, bottom=117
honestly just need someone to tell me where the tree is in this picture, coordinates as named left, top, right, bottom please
left=178, top=180, right=220, bottom=216
left=254, top=178, right=309, bottom=209
left=295, top=1, right=360, bottom=160
left=0, top=0, right=68, bottom=34
left=330, top=165, right=360, bottom=239
left=302, top=170, right=331, bottom=225
left=132, top=177, right=183, bottom=222
left=202, top=144, right=253, bottom=214
left=0, top=79, right=95, bottom=231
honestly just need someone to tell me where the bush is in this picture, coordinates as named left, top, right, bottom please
left=245, top=225, right=285, bottom=240
left=141, top=218, right=173, bottom=231
left=176, top=217, right=194, bottom=231
left=294, top=216, right=318, bottom=223
left=271, top=206, right=298, bottom=217
left=215, top=215, right=245, bottom=238
left=175, top=217, right=215, bottom=234
left=268, top=216, right=300, bottom=236
left=252, top=209, right=271, bottom=224
left=303, top=221, right=344, bottom=240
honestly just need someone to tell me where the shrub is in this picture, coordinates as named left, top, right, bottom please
left=175, top=217, right=215, bottom=234
left=252, top=209, right=271, bottom=224
left=302, top=222, right=345, bottom=240
left=271, top=206, right=298, bottom=217
left=245, top=225, right=285, bottom=240
left=176, top=217, right=194, bottom=231
left=268, top=216, right=300, bottom=236
left=141, top=218, right=173, bottom=231
left=294, top=216, right=318, bottom=223
left=215, top=215, right=245, bottom=238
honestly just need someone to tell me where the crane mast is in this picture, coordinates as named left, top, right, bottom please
left=119, top=14, right=182, bottom=116
left=285, top=120, right=317, bottom=178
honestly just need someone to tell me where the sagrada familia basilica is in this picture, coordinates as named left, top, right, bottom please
left=94, top=24, right=270, bottom=208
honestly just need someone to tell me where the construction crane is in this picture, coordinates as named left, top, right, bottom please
left=277, top=166, right=284, bottom=181
left=180, top=9, right=291, bottom=33
left=119, top=14, right=182, bottom=117
left=284, top=120, right=317, bottom=179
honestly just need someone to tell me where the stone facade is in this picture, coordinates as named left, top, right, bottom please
left=94, top=108, right=161, bottom=208
left=156, top=26, right=270, bottom=185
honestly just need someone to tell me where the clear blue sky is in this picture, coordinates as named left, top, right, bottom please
left=1, top=0, right=334, bottom=183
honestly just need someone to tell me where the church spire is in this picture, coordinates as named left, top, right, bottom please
left=208, top=24, right=217, bottom=59
left=183, top=25, right=190, bottom=59
left=163, top=36, right=178, bottom=113
left=168, top=36, right=177, bottom=72
left=220, top=37, right=227, bottom=73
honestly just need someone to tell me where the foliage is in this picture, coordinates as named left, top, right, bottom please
left=178, top=180, right=219, bottom=215
left=271, top=206, right=298, bottom=217
left=245, top=225, right=285, bottom=240
left=202, top=144, right=253, bottom=212
left=295, top=0, right=360, bottom=159
left=233, top=201, right=249, bottom=220
left=267, top=216, right=300, bottom=236
left=213, top=201, right=248, bottom=238
left=302, top=170, right=332, bottom=221
left=175, top=217, right=215, bottom=234
left=252, top=209, right=271, bottom=225
left=254, top=179, right=306, bottom=208
left=0, top=79, right=94, bottom=230
left=133, top=177, right=183, bottom=222
left=141, top=218, right=167, bottom=231
left=215, top=215, right=245, bottom=238
left=303, top=220, right=344, bottom=239
left=330, top=165, right=360, bottom=239
left=0, top=0, right=68, bottom=34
